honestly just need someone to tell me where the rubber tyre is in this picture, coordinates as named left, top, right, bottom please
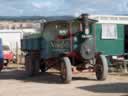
left=95, top=55, right=108, bottom=80
left=25, top=54, right=33, bottom=76
left=60, top=57, right=72, bottom=83
left=25, top=54, right=40, bottom=76
left=31, top=58, right=40, bottom=75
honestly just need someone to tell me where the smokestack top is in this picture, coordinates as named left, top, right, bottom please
left=81, top=13, right=89, bottom=17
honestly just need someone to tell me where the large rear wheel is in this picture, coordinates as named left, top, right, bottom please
left=32, top=57, right=40, bottom=75
left=25, top=53, right=40, bottom=76
left=25, top=54, right=33, bottom=76
left=60, top=57, right=72, bottom=83
left=95, top=55, right=108, bottom=80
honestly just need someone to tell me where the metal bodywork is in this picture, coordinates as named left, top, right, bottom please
left=21, top=14, right=97, bottom=60
left=95, top=24, right=124, bottom=56
left=21, top=14, right=108, bottom=83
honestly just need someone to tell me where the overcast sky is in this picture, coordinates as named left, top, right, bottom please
left=0, top=0, right=128, bottom=16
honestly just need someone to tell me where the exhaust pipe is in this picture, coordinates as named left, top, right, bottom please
left=81, top=14, right=89, bottom=35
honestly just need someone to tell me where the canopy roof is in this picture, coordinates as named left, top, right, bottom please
left=43, top=16, right=97, bottom=23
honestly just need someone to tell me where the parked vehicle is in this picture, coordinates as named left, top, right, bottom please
left=0, top=38, right=3, bottom=71
left=88, top=15, right=128, bottom=69
left=3, top=45, right=15, bottom=65
left=21, top=14, right=108, bottom=83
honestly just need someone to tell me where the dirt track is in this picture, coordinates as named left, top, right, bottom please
left=0, top=64, right=128, bottom=96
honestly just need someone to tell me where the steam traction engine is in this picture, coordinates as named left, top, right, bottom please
left=21, top=14, right=108, bottom=83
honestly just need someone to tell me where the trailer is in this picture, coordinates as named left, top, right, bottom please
left=90, top=15, right=128, bottom=72
left=21, top=14, right=108, bottom=83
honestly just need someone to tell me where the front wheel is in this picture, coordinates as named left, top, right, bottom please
left=95, top=55, right=108, bottom=80
left=60, top=57, right=72, bottom=83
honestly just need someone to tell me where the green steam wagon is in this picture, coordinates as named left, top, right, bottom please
left=21, top=14, right=109, bottom=83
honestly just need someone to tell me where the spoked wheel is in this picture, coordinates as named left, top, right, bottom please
left=95, top=55, right=108, bottom=80
left=60, top=57, right=72, bottom=83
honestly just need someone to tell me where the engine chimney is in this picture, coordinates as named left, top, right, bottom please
left=81, top=14, right=89, bottom=35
